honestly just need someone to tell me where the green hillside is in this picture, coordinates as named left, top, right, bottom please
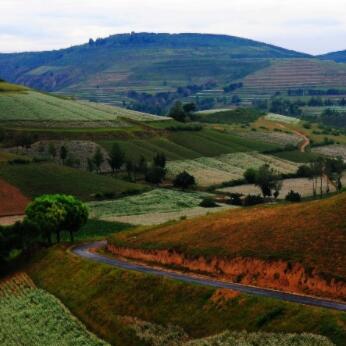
left=0, top=33, right=308, bottom=108
left=0, top=81, right=164, bottom=128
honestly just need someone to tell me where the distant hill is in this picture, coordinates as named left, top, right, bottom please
left=0, top=33, right=308, bottom=104
left=319, top=50, right=346, bottom=63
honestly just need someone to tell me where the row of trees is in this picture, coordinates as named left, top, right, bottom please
left=0, top=195, right=88, bottom=272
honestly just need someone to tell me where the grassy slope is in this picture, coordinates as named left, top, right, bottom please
left=0, top=81, right=161, bottom=126
left=110, top=193, right=346, bottom=281
left=0, top=162, right=145, bottom=201
left=27, top=246, right=346, bottom=345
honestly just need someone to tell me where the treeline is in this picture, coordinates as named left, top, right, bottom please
left=126, top=81, right=216, bottom=115
left=0, top=195, right=88, bottom=274
left=287, top=88, right=346, bottom=96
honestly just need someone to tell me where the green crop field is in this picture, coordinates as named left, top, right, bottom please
left=99, top=128, right=281, bottom=162
left=0, top=83, right=164, bottom=128
left=0, top=162, right=145, bottom=201
left=88, top=189, right=209, bottom=219
left=0, top=273, right=107, bottom=345
left=167, top=152, right=300, bottom=186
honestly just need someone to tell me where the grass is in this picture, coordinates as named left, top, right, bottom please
left=0, top=273, right=107, bottom=345
left=110, top=193, right=346, bottom=282
left=88, top=189, right=209, bottom=219
left=60, top=219, right=132, bottom=242
left=26, top=246, right=346, bottom=345
left=167, top=152, right=299, bottom=186
left=0, top=162, right=145, bottom=201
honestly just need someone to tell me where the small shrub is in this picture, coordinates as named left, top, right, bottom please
left=243, top=194, right=264, bottom=206
left=8, top=158, right=31, bottom=165
left=199, top=197, right=218, bottom=208
left=228, top=193, right=243, bottom=206
left=285, top=190, right=301, bottom=203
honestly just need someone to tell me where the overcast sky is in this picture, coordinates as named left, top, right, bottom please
left=1, top=0, right=346, bottom=55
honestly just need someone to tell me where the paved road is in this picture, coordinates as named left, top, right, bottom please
left=73, top=241, right=346, bottom=312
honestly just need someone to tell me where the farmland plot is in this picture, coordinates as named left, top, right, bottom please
left=265, top=113, right=300, bottom=124
left=312, top=144, right=346, bottom=161
left=0, top=273, right=108, bottom=345
left=218, top=175, right=346, bottom=199
left=88, top=189, right=234, bottom=225
left=167, top=152, right=300, bottom=186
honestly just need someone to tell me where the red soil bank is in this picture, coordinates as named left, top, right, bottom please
left=0, top=178, right=30, bottom=216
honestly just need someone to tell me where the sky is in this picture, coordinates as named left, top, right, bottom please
left=1, top=0, right=346, bottom=55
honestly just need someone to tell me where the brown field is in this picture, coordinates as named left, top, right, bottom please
left=110, top=193, right=346, bottom=300
left=218, top=176, right=346, bottom=199
left=312, top=145, right=346, bottom=161
left=0, top=178, right=30, bottom=216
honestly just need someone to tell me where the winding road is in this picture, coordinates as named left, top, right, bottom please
left=73, top=241, right=346, bottom=312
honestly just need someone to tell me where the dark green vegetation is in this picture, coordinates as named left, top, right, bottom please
left=99, top=128, right=280, bottom=162
left=272, top=150, right=320, bottom=163
left=196, top=108, right=264, bottom=124
left=27, top=246, right=346, bottom=345
left=319, top=49, right=346, bottom=63
left=0, top=162, right=145, bottom=201
left=60, top=219, right=131, bottom=242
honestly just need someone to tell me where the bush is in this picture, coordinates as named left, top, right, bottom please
left=285, top=190, right=301, bottom=203
left=243, top=194, right=264, bottom=206
left=173, top=171, right=196, bottom=190
left=8, top=158, right=31, bottom=165
left=199, top=197, right=218, bottom=208
left=228, top=193, right=243, bottom=206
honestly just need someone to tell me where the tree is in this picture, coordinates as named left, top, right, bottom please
left=173, top=171, right=195, bottom=190
left=25, top=195, right=67, bottom=244
left=93, top=147, right=104, bottom=173
left=145, top=166, right=166, bottom=185
left=153, top=153, right=166, bottom=169
left=136, top=155, right=148, bottom=175
left=48, top=143, right=57, bottom=159
left=60, top=145, right=68, bottom=164
left=169, top=101, right=186, bottom=122
left=244, top=168, right=257, bottom=184
left=255, top=164, right=280, bottom=198
left=183, top=102, right=196, bottom=115
left=108, top=143, right=125, bottom=174
left=87, top=158, right=95, bottom=172
left=126, top=160, right=134, bottom=181
left=25, top=194, right=88, bottom=243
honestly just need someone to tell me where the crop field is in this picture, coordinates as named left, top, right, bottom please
left=89, top=189, right=211, bottom=219
left=0, top=273, right=107, bottom=345
left=312, top=144, right=346, bottom=161
left=167, top=152, right=300, bottom=186
left=265, top=113, right=300, bottom=124
left=99, top=129, right=281, bottom=162
left=0, top=162, right=145, bottom=201
left=218, top=176, right=346, bottom=199
left=0, top=88, right=163, bottom=127
left=272, top=150, right=321, bottom=163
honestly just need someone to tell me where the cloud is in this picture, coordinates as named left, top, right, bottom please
left=0, top=0, right=346, bottom=54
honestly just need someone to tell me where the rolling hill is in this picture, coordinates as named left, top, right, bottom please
left=0, top=33, right=309, bottom=106
left=319, top=50, right=346, bottom=63
left=109, top=193, right=346, bottom=300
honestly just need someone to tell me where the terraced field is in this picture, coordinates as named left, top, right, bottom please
left=312, top=144, right=346, bottom=161
left=0, top=273, right=107, bottom=345
left=167, top=152, right=300, bottom=186
left=265, top=113, right=300, bottom=124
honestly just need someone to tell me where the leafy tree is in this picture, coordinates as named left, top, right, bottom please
left=60, top=145, right=68, bottom=164
left=87, top=158, right=95, bottom=172
left=183, top=102, right=196, bottom=114
left=169, top=101, right=186, bottom=122
left=136, top=155, right=148, bottom=175
left=153, top=152, right=166, bottom=169
left=25, top=195, right=67, bottom=244
left=145, top=166, right=166, bottom=185
left=126, top=160, right=134, bottom=181
left=244, top=168, right=257, bottom=184
left=285, top=190, right=301, bottom=202
left=255, top=164, right=280, bottom=198
left=173, top=171, right=196, bottom=190
left=93, top=147, right=104, bottom=173
left=108, top=143, right=125, bottom=174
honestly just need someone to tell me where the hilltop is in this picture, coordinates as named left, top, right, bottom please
left=319, top=50, right=346, bottom=63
